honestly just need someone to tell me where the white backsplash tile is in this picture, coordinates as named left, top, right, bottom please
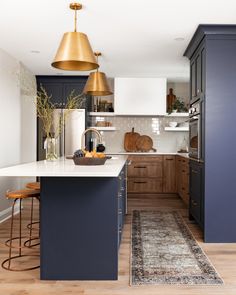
left=92, top=116, right=189, bottom=153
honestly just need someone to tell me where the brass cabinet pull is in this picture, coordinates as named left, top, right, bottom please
left=182, top=170, right=186, bottom=173
left=134, top=166, right=147, bottom=169
left=118, top=209, right=122, bottom=214
left=182, top=187, right=185, bottom=190
left=133, top=181, right=147, bottom=184
left=166, top=158, right=173, bottom=161
left=191, top=200, right=198, bottom=206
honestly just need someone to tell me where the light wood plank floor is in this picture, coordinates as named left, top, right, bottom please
left=0, top=194, right=236, bottom=295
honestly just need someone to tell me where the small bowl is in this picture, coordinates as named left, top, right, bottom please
left=169, top=121, right=178, bottom=128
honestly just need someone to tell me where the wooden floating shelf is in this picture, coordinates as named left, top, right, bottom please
left=89, top=112, right=115, bottom=117
left=164, top=127, right=189, bottom=132
left=91, top=126, right=117, bottom=131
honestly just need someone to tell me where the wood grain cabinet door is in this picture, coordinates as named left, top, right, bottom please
left=128, top=162, right=163, bottom=178
left=128, top=178, right=163, bottom=193
left=163, top=156, right=176, bottom=193
left=176, top=156, right=182, bottom=195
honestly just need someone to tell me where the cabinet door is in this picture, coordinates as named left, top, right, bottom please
left=196, top=53, right=201, bottom=97
left=181, top=163, right=190, bottom=205
left=64, top=82, right=87, bottom=107
left=190, top=61, right=196, bottom=102
left=163, top=156, right=176, bottom=193
left=200, top=46, right=206, bottom=96
left=189, top=161, right=204, bottom=226
left=176, top=156, right=182, bottom=195
left=38, top=82, right=64, bottom=106
left=128, top=178, right=163, bottom=193
left=128, top=162, right=163, bottom=178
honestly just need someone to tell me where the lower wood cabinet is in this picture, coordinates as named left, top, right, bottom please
left=163, top=156, right=176, bottom=193
left=128, top=178, right=163, bottom=193
left=127, top=155, right=190, bottom=199
left=176, top=156, right=190, bottom=205
left=127, top=156, right=163, bottom=193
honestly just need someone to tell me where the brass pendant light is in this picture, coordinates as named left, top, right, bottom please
left=51, top=3, right=98, bottom=71
left=83, top=52, right=113, bottom=96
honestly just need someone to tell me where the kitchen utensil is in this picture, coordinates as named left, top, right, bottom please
left=124, top=128, right=140, bottom=152
left=96, top=143, right=106, bottom=152
left=135, top=135, right=157, bottom=152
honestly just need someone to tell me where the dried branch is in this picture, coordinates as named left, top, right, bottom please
left=36, top=85, right=86, bottom=138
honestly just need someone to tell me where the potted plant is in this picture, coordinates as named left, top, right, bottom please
left=169, top=98, right=188, bottom=114
left=36, top=86, right=85, bottom=160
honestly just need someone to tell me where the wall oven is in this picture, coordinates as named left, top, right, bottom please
left=189, top=100, right=201, bottom=160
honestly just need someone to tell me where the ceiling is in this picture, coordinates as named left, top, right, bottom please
left=0, top=0, right=236, bottom=82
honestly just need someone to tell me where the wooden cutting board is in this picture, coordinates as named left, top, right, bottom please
left=124, top=128, right=140, bottom=152
left=136, top=135, right=157, bottom=152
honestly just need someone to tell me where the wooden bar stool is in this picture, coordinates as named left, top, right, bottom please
left=25, top=182, right=40, bottom=190
left=1, top=189, right=40, bottom=271
left=25, top=182, right=40, bottom=248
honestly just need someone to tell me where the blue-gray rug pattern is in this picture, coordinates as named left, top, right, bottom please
left=131, top=210, right=223, bottom=285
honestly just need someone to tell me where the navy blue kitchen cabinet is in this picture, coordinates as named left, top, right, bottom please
left=36, top=76, right=93, bottom=160
left=189, top=160, right=204, bottom=229
left=36, top=76, right=91, bottom=108
left=190, top=42, right=205, bottom=105
left=118, top=165, right=127, bottom=245
left=40, top=164, right=127, bottom=280
left=185, top=25, right=236, bottom=242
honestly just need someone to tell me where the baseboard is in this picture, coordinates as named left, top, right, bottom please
left=0, top=204, right=20, bottom=223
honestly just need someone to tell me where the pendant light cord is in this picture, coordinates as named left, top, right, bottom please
left=74, top=9, right=77, bottom=32
left=96, top=55, right=99, bottom=72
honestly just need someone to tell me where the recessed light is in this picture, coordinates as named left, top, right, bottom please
left=30, top=50, right=40, bottom=54
left=174, top=37, right=185, bottom=42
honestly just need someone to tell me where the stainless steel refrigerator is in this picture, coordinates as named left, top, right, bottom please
left=37, top=109, right=85, bottom=160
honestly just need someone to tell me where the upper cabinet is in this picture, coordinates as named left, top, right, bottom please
left=114, top=78, right=166, bottom=115
left=190, top=42, right=205, bottom=104
left=36, top=76, right=90, bottom=108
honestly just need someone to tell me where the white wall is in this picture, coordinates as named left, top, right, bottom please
left=0, top=49, right=36, bottom=221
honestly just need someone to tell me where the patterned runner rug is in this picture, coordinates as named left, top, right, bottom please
left=131, top=210, right=223, bottom=285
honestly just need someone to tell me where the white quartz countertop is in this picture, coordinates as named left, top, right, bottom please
left=0, top=156, right=128, bottom=178
left=106, top=151, right=189, bottom=159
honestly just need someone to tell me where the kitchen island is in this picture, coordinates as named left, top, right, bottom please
left=0, top=156, right=127, bottom=280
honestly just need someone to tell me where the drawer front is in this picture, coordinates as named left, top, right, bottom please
left=128, top=156, right=163, bottom=163
left=128, top=178, right=162, bottom=193
left=128, top=162, right=163, bottom=178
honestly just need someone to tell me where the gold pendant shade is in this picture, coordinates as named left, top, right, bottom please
left=83, top=72, right=113, bottom=96
left=51, top=3, right=98, bottom=71
left=51, top=32, right=98, bottom=71
left=83, top=52, right=113, bottom=96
